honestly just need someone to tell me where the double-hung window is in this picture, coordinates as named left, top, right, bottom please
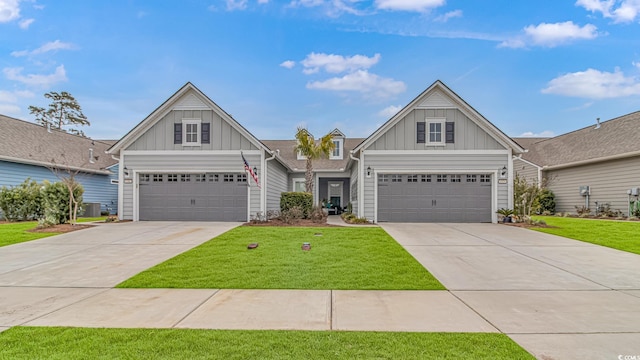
left=330, top=138, right=343, bottom=159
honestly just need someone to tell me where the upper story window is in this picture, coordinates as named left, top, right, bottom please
left=182, top=119, right=201, bottom=146
left=428, top=120, right=446, bottom=146
left=330, top=138, right=343, bottom=160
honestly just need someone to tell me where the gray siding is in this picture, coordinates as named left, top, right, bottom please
left=121, top=152, right=261, bottom=220
left=514, top=158, right=540, bottom=183
left=369, top=109, right=505, bottom=151
left=546, top=157, right=640, bottom=216
left=0, top=160, right=118, bottom=215
left=266, top=159, right=288, bottom=212
left=350, top=164, right=359, bottom=215
left=126, top=110, right=259, bottom=151
left=362, top=153, right=509, bottom=221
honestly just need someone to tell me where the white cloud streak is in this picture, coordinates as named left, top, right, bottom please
left=375, top=0, right=445, bottom=12
left=301, top=53, right=381, bottom=74
left=18, top=17, right=33, bottom=29
left=11, top=40, right=77, bottom=57
left=280, top=60, right=296, bottom=69
left=576, top=0, right=640, bottom=23
left=306, top=70, right=406, bottom=98
left=378, top=104, right=403, bottom=117
left=3, top=65, right=68, bottom=88
left=499, top=21, right=598, bottom=48
left=435, top=9, right=462, bottom=22
left=519, top=130, right=555, bottom=137
left=542, top=67, right=640, bottom=99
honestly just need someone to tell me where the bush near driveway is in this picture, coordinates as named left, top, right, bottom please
left=533, top=216, right=640, bottom=255
left=118, top=226, right=444, bottom=290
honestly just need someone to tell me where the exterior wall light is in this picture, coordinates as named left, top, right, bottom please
left=500, top=166, right=507, bottom=179
left=366, top=166, right=372, bottom=177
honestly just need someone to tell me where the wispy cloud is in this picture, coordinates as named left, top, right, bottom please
left=499, top=21, right=598, bottom=48
left=434, top=9, right=462, bottom=22
left=378, top=104, right=402, bottom=117
left=542, top=66, right=640, bottom=99
left=576, top=0, right=640, bottom=23
left=301, top=53, right=381, bottom=74
left=226, top=0, right=248, bottom=11
left=519, top=130, right=555, bottom=137
left=3, top=65, right=68, bottom=88
left=375, top=0, right=445, bottom=12
left=18, top=17, right=34, bottom=29
left=0, top=89, right=35, bottom=115
left=0, top=0, right=20, bottom=22
left=280, top=60, right=296, bottom=69
left=307, top=69, right=406, bottom=98
left=11, top=40, right=77, bottom=57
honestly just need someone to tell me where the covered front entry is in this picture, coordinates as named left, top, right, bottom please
left=377, top=173, right=492, bottom=222
left=138, top=173, right=248, bottom=221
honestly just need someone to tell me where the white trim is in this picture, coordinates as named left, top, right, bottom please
left=0, top=155, right=113, bottom=175
left=508, top=149, right=514, bottom=210
left=364, top=149, right=511, bottom=155
left=292, top=178, right=306, bottom=192
left=359, top=150, right=365, bottom=218
left=182, top=118, right=202, bottom=146
left=121, top=150, right=262, bottom=156
left=372, top=168, right=500, bottom=224
left=328, top=181, right=344, bottom=208
left=426, top=119, right=446, bottom=146
left=259, top=149, right=265, bottom=215
left=117, top=155, right=124, bottom=220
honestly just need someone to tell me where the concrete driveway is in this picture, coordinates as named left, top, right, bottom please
left=381, top=223, right=640, bottom=360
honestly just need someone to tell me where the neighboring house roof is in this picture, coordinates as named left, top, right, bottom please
left=262, top=138, right=364, bottom=172
left=107, top=82, right=269, bottom=155
left=354, top=80, right=525, bottom=154
left=517, top=111, right=640, bottom=169
left=0, top=114, right=116, bottom=175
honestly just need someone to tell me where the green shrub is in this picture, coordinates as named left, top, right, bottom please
left=0, top=178, right=43, bottom=221
left=536, top=189, right=556, bottom=215
left=40, top=180, right=84, bottom=224
left=280, top=192, right=312, bottom=218
left=309, top=205, right=328, bottom=223
left=280, top=206, right=304, bottom=224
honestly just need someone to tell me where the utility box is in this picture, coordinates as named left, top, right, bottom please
left=630, top=187, right=640, bottom=196
left=82, top=203, right=101, bottom=217
left=579, top=186, right=590, bottom=196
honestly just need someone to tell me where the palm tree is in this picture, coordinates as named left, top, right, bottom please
left=294, top=127, right=335, bottom=197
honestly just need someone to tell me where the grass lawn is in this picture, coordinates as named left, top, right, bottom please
left=0, top=327, right=534, bottom=360
left=0, top=221, right=58, bottom=247
left=533, top=216, right=640, bottom=255
left=117, top=226, right=444, bottom=290
left=76, top=216, right=108, bottom=223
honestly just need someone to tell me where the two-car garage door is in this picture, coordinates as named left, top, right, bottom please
left=377, top=174, right=492, bottom=222
left=139, top=173, right=248, bottom=221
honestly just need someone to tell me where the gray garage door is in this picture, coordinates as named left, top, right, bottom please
left=378, top=174, right=492, bottom=222
left=139, top=173, right=248, bottom=221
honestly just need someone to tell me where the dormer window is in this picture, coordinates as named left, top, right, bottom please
left=330, top=138, right=343, bottom=160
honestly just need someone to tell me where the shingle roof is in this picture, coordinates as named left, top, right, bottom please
left=0, top=114, right=117, bottom=174
left=262, top=138, right=365, bottom=172
left=517, top=111, right=640, bottom=167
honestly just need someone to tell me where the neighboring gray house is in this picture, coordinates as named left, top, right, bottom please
left=0, top=114, right=119, bottom=215
left=108, top=80, right=524, bottom=223
left=514, top=111, right=640, bottom=215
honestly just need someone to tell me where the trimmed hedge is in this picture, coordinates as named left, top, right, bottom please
left=0, top=178, right=83, bottom=223
left=280, top=192, right=312, bottom=218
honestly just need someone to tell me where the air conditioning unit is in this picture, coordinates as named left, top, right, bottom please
left=579, top=186, right=590, bottom=196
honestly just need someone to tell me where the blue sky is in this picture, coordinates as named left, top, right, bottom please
left=1, top=0, right=639, bottom=140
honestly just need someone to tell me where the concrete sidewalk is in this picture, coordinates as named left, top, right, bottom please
left=381, top=223, right=640, bottom=360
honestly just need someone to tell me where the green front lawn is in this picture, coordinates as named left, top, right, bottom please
left=118, top=226, right=444, bottom=290
left=0, top=327, right=534, bottom=360
left=533, top=216, right=640, bottom=255
left=0, top=221, right=59, bottom=247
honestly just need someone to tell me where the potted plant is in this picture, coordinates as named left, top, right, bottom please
left=497, top=208, right=514, bottom=223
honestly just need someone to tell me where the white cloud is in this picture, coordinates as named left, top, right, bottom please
left=378, top=104, right=403, bottom=117
left=226, top=0, right=248, bottom=11
left=375, top=0, right=445, bottom=12
left=542, top=67, right=640, bottom=99
left=499, top=21, right=598, bottom=48
left=518, top=130, right=556, bottom=137
left=306, top=70, right=406, bottom=98
left=11, top=40, right=77, bottom=57
left=301, top=53, right=381, bottom=74
left=0, top=89, right=34, bottom=115
left=280, top=60, right=296, bottom=69
left=434, top=9, right=462, bottom=22
left=18, top=17, right=33, bottom=29
left=3, top=64, right=68, bottom=88
left=0, top=0, right=20, bottom=22
left=0, top=103, right=21, bottom=114
left=288, top=0, right=363, bottom=16
left=576, top=0, right=640, bottom=23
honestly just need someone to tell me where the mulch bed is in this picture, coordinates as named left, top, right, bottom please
left=244, top=218, right=340, bottom=227
left=28, top=224, right=95, bottom=233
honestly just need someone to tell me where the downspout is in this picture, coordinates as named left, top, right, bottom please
left=262, top=149, right=277, bottom=216
left=349, top=150, right=360, bottom=217
left=111, top=154, right=124, bottom=220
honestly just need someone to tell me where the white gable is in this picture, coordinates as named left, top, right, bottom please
left=417, top=91, right=455, bottom=109
left=173, top=93, right=210, bottom=110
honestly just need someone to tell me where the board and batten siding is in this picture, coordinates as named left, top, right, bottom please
left=514, top=158, right=541, bottom=183
left=369, top=109, right=504, bottom=151
left=266, top=159, right=288, bottom=212
left=126, top=110, right=259, bottom=151
left=121, top=152, right=261, bottom=220
left=361, top=153, right=509, bottom=221
left=0, top=160, right=118, bottom=214
left=546, top=156, right=640, bottom=216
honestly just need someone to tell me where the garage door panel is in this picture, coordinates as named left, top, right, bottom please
left=377, top=173, right=492, bottom=223
left=139, top=173, right=248, bottom=221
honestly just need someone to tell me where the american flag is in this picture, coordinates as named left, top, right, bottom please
left=241, top=152, right=261, bottom=188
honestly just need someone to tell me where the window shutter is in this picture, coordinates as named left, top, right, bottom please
left=416, top=121, right=425, bottom=143
left=174, top=123, right=182, bottom=144
left=201, top=123, right=210, bottom=144
left=445, top=122, right=455, bottom=143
